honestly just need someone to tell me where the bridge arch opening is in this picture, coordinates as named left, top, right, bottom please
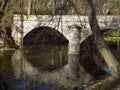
left=23, top=27, right=69, bottom=47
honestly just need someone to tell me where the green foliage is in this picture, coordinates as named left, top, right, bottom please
left=103, top=30, right=120, bottom=42
left=103, top=30, right=120, bottom=37
left=104, top=37, right=120, bottom=42
left=1, top=10, right=13, bottom=25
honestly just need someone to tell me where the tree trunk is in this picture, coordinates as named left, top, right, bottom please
left=85, top=0, right=119, bottom=76
left=0, top=0, right=8, bottom=10
left=27, top=0, right=32, bottom=15
left=0, top=0, right=8, bottom=20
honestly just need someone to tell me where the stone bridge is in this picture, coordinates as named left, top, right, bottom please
left=12, top=15, right=120, bottom=54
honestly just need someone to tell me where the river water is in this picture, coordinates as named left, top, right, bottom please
left=0, top=44, right=119, bottom=90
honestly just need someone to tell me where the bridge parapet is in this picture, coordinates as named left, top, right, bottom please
left=13, top=15, right=120, bottom=31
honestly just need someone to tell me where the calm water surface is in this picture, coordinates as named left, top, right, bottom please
left=0, top=44, right=119, bottom=90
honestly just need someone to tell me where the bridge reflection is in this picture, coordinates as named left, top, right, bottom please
left=11, top=49, right=93, bottom=88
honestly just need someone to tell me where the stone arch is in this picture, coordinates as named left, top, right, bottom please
left=23, top=26, right=69, bottom=47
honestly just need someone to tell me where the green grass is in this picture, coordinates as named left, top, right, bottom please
left=103, top=30, right=120, bottom=42
left=104, top=36, right=120, bottom=42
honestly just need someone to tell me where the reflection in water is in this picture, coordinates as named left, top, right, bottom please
left=117, top=41, right=120, bottom=50
left=54, top=54, right=93, bottom=87
left=12, top=49, right=39, bottom=79
left=23, top=46, right=68, bottom=71
left=108, top=42, right=120, bottom=61
left=1, top=45, right=115, bottom=89
left=11, top=48, right=93, bottom=89
left=0, top=50, right=14, bottom=79
left=0, top=42, right=119, bottom=90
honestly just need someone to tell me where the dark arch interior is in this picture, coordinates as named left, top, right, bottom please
left=23, top=27, right=69, bottom=47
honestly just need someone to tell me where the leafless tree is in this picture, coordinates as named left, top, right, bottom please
left=85, top=0, right=119, bottom=76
